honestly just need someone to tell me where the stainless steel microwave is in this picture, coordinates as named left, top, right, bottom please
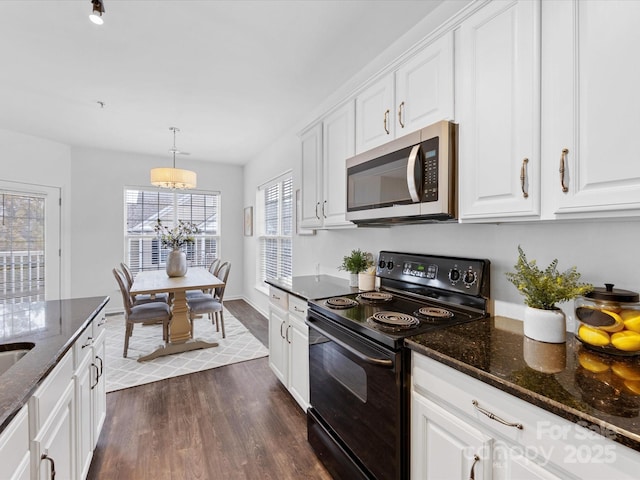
left=346, top=120, right=457, bottom=225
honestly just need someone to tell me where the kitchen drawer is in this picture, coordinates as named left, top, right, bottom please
left=29, top=349, right=73, bottom=435
left=289, top=295, right=307, bottom=319
left=412, top=352, right=640, bottom=477
left=269, top=286, right=288, bottom=311
left=74, top=323, right=95, bottom=369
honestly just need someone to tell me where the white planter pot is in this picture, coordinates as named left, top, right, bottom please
left=523, top=306, right=566, bottom=344
left=358, top=273, right=375, bottom=291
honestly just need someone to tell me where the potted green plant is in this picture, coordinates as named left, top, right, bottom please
left=339, top=249, right=375, bottom=288
left=155, top=219, right=200, bottom=277
left=506, top=246, right=592, bottom=343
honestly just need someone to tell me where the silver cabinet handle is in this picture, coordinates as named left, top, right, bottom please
left=398, top=101, right=405, bottom=128
left=406, top=144, right=422, bottom=202
left=315, top=202, right=320, bottom=219
left=322, top=200, right=327, bottom=218
left=383, top=109, right=390, bottom=134
left=91, top=363, right=99, bottom=390
left=41, top=452, right=56, bottom=479
left=81, top=337, right=93, bottom=349
left=469, top=454, right=480, bottom=480
left=294, top=306, right=305, bottom=313
left=271, top=294, right=281, bottom=301
left=285, top=325, right=292, bottom=344
left=520, top=158, right=529, bottom=198
left=96, top=354, right=104, bottom=377
left=559, top=148, right=569, bottom=192
left=280, top=320, right=286, bottom=339
left=472, top=400, right=523, bottom=429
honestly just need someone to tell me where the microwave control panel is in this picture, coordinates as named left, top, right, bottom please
left=422, top=136, right=439, bottom=202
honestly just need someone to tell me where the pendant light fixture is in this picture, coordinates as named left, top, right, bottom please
left=150, top=127, right=197, bottom=189
left=89, top=0, right=105, bottom=25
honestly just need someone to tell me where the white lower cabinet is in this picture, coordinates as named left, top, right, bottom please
left=411, top=352, right=640, bottom=479
left=0, top=405, right=30, bottom=480
left=268, top=286, right=309, bottom=411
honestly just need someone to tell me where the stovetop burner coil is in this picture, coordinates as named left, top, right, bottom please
left=357, top=291, right=393, bottom=303
left=367, top=311, right=420, bottom=331
left=415, top=307, right=454, bottom=319
left=325, top=297, right=359, bottom=309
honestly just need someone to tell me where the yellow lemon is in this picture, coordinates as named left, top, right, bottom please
left=621, top=310, right=640, bottom=333
left=598, top=310, right=625, bottom=332
left=611, top=362, right=640, bottom=380
left=578, top=351, right=610, bottom=373
left=624, top=380, right=640, bottom=395
left=578, top=325, right=611, bottom=347
left=611, top=331, right=640, bottom=352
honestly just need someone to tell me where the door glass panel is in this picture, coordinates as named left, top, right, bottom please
left=324, top=347, right=367, bottom=402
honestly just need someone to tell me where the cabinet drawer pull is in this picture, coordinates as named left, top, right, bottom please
left=315, top=202, right=320, bottom=220
left=41, top=452, right=56, bottom=479
left=271, top=294, right=281, bottom=301
left=294, top=306, right=305, bottom=313
left=286, top=325, right=292, bottom=344
left=81, top=337, right=93, bottom=349
left=383, top=109, right=390, bottom=134
left=322, top=200, right=327, bottom=218
left=280, top=320, right=286, bottom=339
left=469, top=454, right=480, bottom=480
left=472, top=400, right=523, bottom=429
left=96, top=354, right=104, bottom=377
left=520, top=158, right=529, bottom=198
left=398, top=101, right=405, bottom=128
left=559, top=148, right=569, bottom=192
left=91, top=363, right=99, bottom=389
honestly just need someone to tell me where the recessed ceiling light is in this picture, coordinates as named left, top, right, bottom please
left=89, top=0, right=105, bottom=25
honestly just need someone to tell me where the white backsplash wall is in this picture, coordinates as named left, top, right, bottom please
left=295, top=219, right=640, bottom=321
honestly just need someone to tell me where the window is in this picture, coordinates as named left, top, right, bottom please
left=124, top=188, right=220, bottom=276
left=257, top=174, right=292, bottom=287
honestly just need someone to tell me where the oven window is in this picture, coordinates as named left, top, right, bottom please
left=324, top=348, right=367, bottom=403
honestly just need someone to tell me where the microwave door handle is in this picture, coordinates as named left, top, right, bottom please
left=407, top=144, right=422, bottom=202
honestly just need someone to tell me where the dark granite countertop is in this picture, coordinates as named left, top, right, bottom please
left=406, top=316, right=640, bottom=452
left=265, top=275, right=355, bottom=300
left=0, top=296, right=110, bottom=433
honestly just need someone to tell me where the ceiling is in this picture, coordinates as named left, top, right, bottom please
left=0, top=0, right=444, bottom=165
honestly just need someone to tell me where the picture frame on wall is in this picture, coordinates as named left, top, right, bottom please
left=244, top=206, right=253, bottom=236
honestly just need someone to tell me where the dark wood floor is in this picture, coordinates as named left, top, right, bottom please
left=87, top=300, right=331, bottom=480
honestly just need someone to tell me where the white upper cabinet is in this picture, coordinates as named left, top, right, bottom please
left=542, top=0, right=640, bottom=218
left=300, top=123, right=323, bottom=229
left=300, top=101, right=355, bottom=230
left=355, top=32, right=455, bottom=154
left=458, top=0, right=541, bottom=221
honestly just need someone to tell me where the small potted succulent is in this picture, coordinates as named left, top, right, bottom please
left=506, top=246, right=592, bottom=343
left=339, top=249, right=375, bottom=288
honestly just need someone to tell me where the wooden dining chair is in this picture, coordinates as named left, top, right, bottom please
left=120, top=263, right=169, bottom=305
left=186, top=258, right=221, bottom=300
left=113, top=268, right=172, bottom=358
left=187, top=261, right=231, bottom=338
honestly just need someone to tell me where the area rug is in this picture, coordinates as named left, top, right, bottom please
left=104, top=309, right=268, bottom=392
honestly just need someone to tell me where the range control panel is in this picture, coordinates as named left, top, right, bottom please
left=376, top=251, right=490, bottom=298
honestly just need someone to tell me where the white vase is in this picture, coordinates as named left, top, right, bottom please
left=523, top=306, right=566, bottom=344
left=166, top=249, right=187, bottom=277
left=349, top=273, right=358, bottom=287
left=358, top=273, right=375, bottom=291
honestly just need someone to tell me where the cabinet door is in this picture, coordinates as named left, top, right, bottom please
left=287, top=313, right=309, bottom=411
left=542, top=0, right=640, bottom=216
left=355, top=75, right=394, bottom=153
left=92, top=328, right=107, bottom=448
left=396, top=32, right=454, bottom=134
left=33, top=382, right=75, bottom=480
left=322, top=101, right=355, bottom=227
left=458, top=0, right=541, bottom=220
left=412, top=392, right=492, bottom=480
left=300, top=123, right=323, bottom=229
left=75, top=353, right=93, bottom=480
left=268, top=304, right=288, bottom=385
left=0, top=405, right=30, bottom=480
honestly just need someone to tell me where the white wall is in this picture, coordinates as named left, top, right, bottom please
left=0, top=128, right=73, bottom=298
left=241, top=1, right=640, bottom=319
left=69, top=146, right=244, bottom=313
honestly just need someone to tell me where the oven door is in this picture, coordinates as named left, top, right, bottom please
left=307, top=311, right=403, bottom=480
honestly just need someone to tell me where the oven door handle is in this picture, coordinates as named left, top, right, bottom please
left=307, top=321, right=394, bottom=368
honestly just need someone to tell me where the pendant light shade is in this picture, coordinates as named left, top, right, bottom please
left=151, top=127, right=197, bottom=189
left=89, top=0, right=105, bottom=25
left=150, top=167, right=197, bottom=189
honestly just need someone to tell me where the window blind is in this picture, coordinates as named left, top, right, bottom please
left=258, top=175, right=292, bottom=285
left=124, top=188, right=220, bottom=276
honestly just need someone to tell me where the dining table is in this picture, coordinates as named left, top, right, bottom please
left=130, top=267, right=225, bottom=362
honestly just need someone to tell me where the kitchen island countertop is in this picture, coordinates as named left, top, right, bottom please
left=265, top=275, right=355, bottom=300
left=406, top=316, right=640, bottom=452
left=0, top=296, right=110, bottom=433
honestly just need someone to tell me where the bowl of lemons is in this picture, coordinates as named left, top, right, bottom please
left=575, top=284, right=640, bottom=356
